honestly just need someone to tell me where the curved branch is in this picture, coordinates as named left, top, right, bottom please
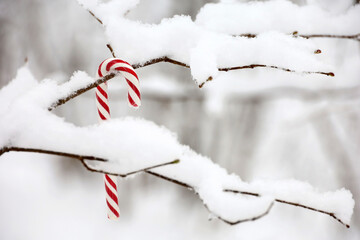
left=0, top=146, right=178, bottom=178
left=0, top=146, right=349, bottom=227
left=216, top=202, right=274, bottom=225
left=0, top=146, right=271, bottom=225
left=81, top=158, right=180, bottom=177
left=224, top=189, right=350, bottom=228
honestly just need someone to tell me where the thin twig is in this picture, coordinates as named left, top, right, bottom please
left=0, top=146, right=106, bottom=162
left=134, top=58, right=334, bottom=88
left=146, top=170, right=275, bottom=224
left=0, top=146, right=179, bottom=178
left=237, top=32, right=360, bottom=42
left=216, top=202, right=274, bottom=225
left=106, top=44, right=116, bottom=58
left=48, top=73, right=116, bottom=111
left=81, top=159, right=180, bottom=177
left=0, top=146, right=351, bottom=227
left=224, top=189, right=350, bottom=228
left=89, top=11, right=103, bottom=25
left=293, top=32, right=360, bottom=42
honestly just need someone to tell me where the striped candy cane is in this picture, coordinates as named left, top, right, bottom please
left=96, top=58, right=141, bottom=219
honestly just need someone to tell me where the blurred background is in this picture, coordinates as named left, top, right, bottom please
left=0, top=0, right=359, bottom=239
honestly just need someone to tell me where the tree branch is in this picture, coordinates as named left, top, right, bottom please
left=133, top=58, right=335, bottom=89
left=106, top=44, right=116, bottom=58
left=0, top=146, right=179, bottom=178
left=237, top=32, right=360, bottom=42
left=48, top=73, right=115, bottom=111
left=216, top=202, right=274, bottom=225
left=0, top=146, right=271, bottom=225
left=0, top=146, right=106, bottom=162
left=224, top=189, right=350, bottom=228
left=48, top=61, right=338, bottom=110
left=81, top=159, right=180, bottom=177
left=84, top=10, right=335, bottom=90
left=0, top=146, right=351, bottom=227
left=292, top=32, right=360, bottom=42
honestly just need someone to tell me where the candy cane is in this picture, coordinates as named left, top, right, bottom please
left=95, top=58, right=141, bottom=219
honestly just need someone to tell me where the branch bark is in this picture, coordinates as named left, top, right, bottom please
left=224, top=189, right=350, bottom=228
left=237, top=32, right=360, bottom=42
left=0, top=146, right=350, bottom=227
left=0, top=147, right=178, bottom=178
left=48, top=73, right=115, bottom=111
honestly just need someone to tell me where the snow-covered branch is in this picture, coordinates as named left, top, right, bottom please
left=237, top=32, right=360, bottom=42
left=86, top=10, right=335, bottom=88
left=0, top=66, right=354, bottom=227
left=0, top=145, right=351, bottom=228
left=224, top=189, right=350, bottom=228
left=80, top=1, right=337, bottom=86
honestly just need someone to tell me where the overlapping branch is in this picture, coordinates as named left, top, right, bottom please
left=0, top=146, right=350, bottom=227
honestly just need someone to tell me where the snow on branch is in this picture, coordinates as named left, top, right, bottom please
left=197, top=1, right=360, bottom=37
left=48, top=59, right=337, bottom=111
left=78, top=0, right=337, bottom=87
left=0, top=66, right=354, bottom=227
left=235, top=32, right=360, bottom=42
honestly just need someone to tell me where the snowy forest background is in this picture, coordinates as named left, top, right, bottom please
left=0, top=0, right=359, bottom=239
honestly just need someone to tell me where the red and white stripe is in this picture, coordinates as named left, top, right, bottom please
left=95, top=58, right=141, bottom=219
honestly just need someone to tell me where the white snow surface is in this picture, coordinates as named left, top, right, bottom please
left=76, top=0, right=342, bottom=85
left=196, top=0, right=360, bottom=35
left=0, top=66, right=355, bottom=225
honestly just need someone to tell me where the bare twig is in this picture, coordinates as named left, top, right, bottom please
left=0, top=146, right=179, bottom=178
left=106, top=44, right=116, bottom=58
left=0, top=146, right=106, bottom=162
left=81, top=159, right=180, bottom=177
left=216, top=202, right=274, bottom=225
left=89, top=11, right=103, bottom=25
left=48, top=73, right=116, bottom=111
left=293, top=32, right=360, bottom=42
left=237, top=32, right=360, bottom=42
left=224, top=189, right=350, bottom=228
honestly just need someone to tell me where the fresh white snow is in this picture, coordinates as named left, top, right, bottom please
left=0, top=66, right=354, bottom=225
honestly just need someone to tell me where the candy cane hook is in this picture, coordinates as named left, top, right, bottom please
left=95, top=58, right=141, bottom=219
